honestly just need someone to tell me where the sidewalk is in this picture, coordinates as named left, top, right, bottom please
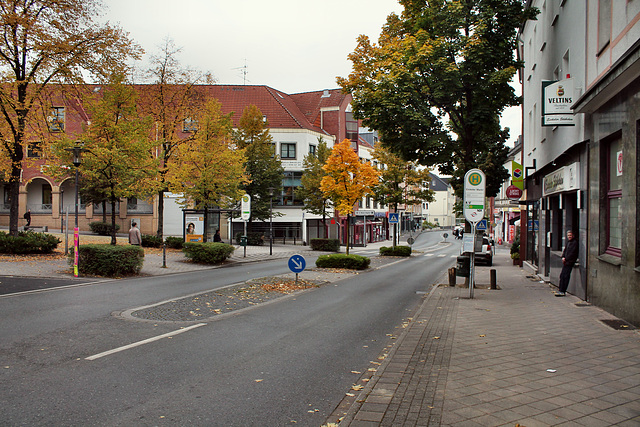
left=334, top=250, right=640, bottom=426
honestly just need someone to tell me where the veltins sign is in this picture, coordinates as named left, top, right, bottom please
left=542, top=78, right=575, bottom=126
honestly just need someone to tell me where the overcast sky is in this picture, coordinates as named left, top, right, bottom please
left=102, top=0, right=520, bottom=144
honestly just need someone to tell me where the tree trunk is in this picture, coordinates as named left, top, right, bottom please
left=102, top=201, right=107, bottom=223
left=345, top=214, right=350, bottom=255
left=110, top=197, right=117, bottom=245
left=156, top=188, right=165, bottom=239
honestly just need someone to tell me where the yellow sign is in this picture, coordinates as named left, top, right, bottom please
left=512, top=161, right=523, bottom=190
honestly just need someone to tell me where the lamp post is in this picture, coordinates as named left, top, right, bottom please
left=268, top=187, right=274, bottom=256
left=65, top=145, right=84, bottom=277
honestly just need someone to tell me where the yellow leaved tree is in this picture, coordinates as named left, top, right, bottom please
left=167, top=100, right=248, bottom=214
left=320, top=139, right=380, bottom=255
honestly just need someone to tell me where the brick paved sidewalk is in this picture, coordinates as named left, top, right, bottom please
left=337, top=252, right=640, bottom=426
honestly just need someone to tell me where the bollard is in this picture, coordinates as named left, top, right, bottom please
left=448, top=267, right=456, bottom=286
left=162, top=242, right=167, bottom=268
left=490, top=269, right=497, bottom=289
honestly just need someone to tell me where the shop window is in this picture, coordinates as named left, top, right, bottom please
left=602, top=133, right=622, bottom=256
left=280, top=143, right=296, bottom=159
left=48, top=107, right=65, bottom=132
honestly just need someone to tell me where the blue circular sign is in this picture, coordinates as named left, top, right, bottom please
left=288, top=255, right=306, bottom=273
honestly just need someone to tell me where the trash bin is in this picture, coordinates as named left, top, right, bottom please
left=456, top=255, right=470, bottom=277
left=240, top=236, right=248, bottom=247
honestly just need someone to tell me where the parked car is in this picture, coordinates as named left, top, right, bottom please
left=475, top=236, right=493, bottom=266
left=460, top=235, right=493, bottom=266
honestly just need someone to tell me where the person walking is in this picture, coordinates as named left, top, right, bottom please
left=213, top=229, right=222, bottom=242
left=23, top=209, right=31, bottom=227
left=556, top=230, right=579, bottom=296
left=128, top=222, right=142, bottom=246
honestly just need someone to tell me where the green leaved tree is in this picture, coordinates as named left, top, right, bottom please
left=372, top=145, right=434, bottom=245
left=338, top=0, right=537, bottom=198
left=233, top=105, right=284, bottom=230
left=54, top=74, right=158, bottom=245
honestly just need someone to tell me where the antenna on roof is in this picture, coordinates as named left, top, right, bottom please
left=232, top=60, right=249, bottom=85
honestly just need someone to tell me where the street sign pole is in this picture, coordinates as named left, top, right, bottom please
left=463, top=169, right=486, bottom=299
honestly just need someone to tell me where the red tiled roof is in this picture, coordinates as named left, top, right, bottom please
left=290, top=89, right=350, bottom=128
left=199, top=85, right=329, bottom=133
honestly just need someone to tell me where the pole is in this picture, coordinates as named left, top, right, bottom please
left=243, top=220, right=247, bottom=258
left=269, top=195, right=273, bottom=256
left=469, top=223, right=477, bottom=299
left=73, top=167, right=79, bottom=277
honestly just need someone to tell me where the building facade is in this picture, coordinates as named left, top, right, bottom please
left=1, top=85, right=391, bottom=246
left=519, top=0, right=640, bottom=325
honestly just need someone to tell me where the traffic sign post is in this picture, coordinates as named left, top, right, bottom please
left=388, top=213, right=399, bottom=248
left=463, top=169, right=486, bottom=299
left=288, top=254, right=306, bottom=286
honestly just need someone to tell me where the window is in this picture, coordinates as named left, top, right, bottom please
left=602, top=133, right=622, bottom=256
left=183, top=117, right=198, bottom=133
left=280, top=143, right=296, bottom=159
left=308, top=145, right=317, bottom=156
left=279, top=171, right=304, bottom=206
left=27, top=141, right=42, bottom=158
left=42, top=183, right=52, bottom=208
left=48, top=107, right=65, bottom=132
left=346, top=110, right=358, bottom=143
left=597, top=0, right=611, bottom=55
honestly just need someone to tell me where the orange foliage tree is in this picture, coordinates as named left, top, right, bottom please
left=320, top=139, right=379, bottom=254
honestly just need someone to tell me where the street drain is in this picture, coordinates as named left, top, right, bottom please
left=600, top=319, right=636, bottom=330
left=575, top=303, right=591, bottom=307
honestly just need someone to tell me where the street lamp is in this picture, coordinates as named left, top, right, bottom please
left=268, top=187, right=274, bottom=256
left=65, top=144, right=84, bottom=277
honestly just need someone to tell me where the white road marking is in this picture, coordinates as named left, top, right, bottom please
left=85, top=323, right=207, bottom=361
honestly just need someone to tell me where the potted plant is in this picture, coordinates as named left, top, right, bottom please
left=510, top=237, right=520, bottom=265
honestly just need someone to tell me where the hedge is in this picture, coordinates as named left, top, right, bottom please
left=316, top=253, right=370, bottom=270
left=234, top=232, right=265, bottom=246
left=183, top=242, right=235, bottom=264
left=89, top=221, right=120, bottom=236
left=379, top=245, right=412, bottom=257
left=141, top=234, right=163, bottom=248
left=71, top=244, right=144, bottom=277
left=309, top=238, right=340, bottom=252
left=0, top=231, right=61, bottom=254
left=164, top=236, right=184, bottom=249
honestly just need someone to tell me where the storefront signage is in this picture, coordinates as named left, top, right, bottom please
left=617, top=150, right=623, bottom=176
left=512, top=161, right=524, bottom=190
left=543, top=163, right=580, bottom=196
left=542, top=79, right=575, bottom=126
left=506, top=185, right=523, bottom=200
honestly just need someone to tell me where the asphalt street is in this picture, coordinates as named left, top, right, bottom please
left=0, top=231, right=459, bottom=426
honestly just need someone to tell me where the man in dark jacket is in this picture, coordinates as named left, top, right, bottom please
left=556, top=230, right=578, bottom=296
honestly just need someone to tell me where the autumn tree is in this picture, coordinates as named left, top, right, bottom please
left=53, top=74, right=158, bottom=245
left=0, top=0, right=141, bottom=236
left=338, top=0, right=537, bottom=198
left=296, top=137, right=332, bottom=237
left=233, top=105, right=284, bottom=230
left=137, top=38, right=214, bottom=239
left=372, top=146, right=434, bottom=245
left=168, top=99, right=247, bottom=212
left=321, top=139, right=379, bottom=255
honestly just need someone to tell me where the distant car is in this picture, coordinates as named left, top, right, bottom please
left=475, top=236, right=493, bottom=266
left=460, top=235, right=493, bottom=266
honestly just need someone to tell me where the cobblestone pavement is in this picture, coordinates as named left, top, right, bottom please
left=334, top=252, right=640, bottom=427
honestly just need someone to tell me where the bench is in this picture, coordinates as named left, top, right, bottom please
left=24, top=226, right=48, bottom=232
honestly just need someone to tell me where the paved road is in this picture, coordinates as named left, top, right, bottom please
left=0, top=232, right=460, bottom=426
